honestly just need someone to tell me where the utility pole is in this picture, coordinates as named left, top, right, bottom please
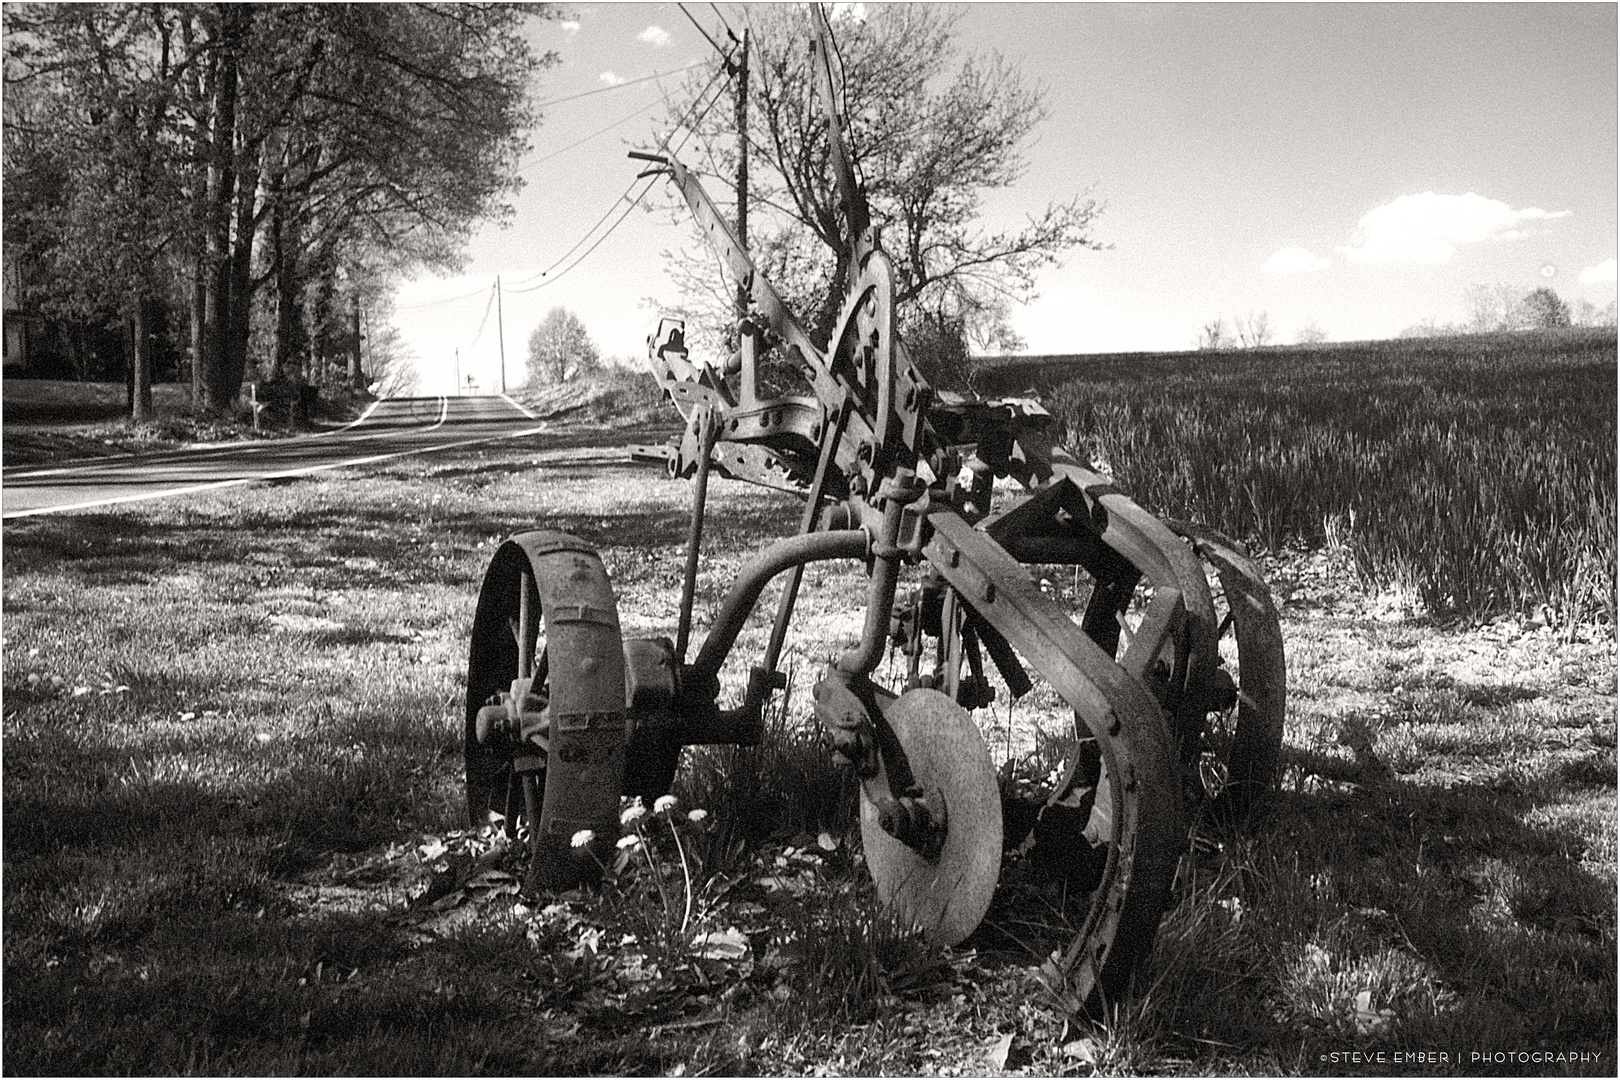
left=732, top=28, right=749, bottom=317
left=455, top=347, right=462, bottom=396
left=495, top=275, right=508, bottom=394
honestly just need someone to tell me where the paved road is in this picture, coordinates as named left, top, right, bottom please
left=1, top=395, right=546, bottom=519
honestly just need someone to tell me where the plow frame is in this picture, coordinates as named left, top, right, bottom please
left=468, top=3, right=1284, bottom=1011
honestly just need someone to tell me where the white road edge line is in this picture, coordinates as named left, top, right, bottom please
left=332, top=397, right=385, bottom=434
left=499, top=392, right=539, bottom=420
left=2, top=423, right=547, bottom=519
left=3, top=396, right=392, bottom=481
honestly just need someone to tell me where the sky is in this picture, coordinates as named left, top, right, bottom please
left=390, top=3, right=1619, bottom=395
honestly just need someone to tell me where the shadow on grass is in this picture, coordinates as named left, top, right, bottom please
left=1127, top=767, right=1618, bottom=1075
left=1, top=896, right=752, bottom=1076
left=0, top=493, right=761, bottom=585
left=4, top=705, right=1612, bottom=1074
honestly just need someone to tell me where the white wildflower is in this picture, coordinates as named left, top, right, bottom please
left=687, top=808, right=708, bottom=823
left=617, top=834, right=642, bottom=850
left=620, top=800, right=647, bottom=825
left=570, top=829, right=595, bottom=848
left=653, top=795, right=678, bottom=814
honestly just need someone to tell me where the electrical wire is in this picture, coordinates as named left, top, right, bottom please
left=504, top=177, right=657, bottom=295
left=677, top=3, right=728, bottom=64
left=504, top=100, right=721, bottom=296
left=395, top=283, right=495, bottom=311
left=709, top=2, right=738, bottom=43
left=532, top=62, right=706, bottom=111
left=464, top=281, right=497, bottom=352
left=516, top=92, right=663, bottom=172
left=503, top=63, right=734, bottom=295
left=400, top=67, right=729, bottom=330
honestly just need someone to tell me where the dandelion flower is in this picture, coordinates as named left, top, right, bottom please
left=617, top=834, right=642, bottom=850
left=570, top=829, right=596, bottom=848
left=620, top=800, right=647, bottom=825
left=653, top=794, right=678, bottom=814
left=687, top=809, right=708, bottom=823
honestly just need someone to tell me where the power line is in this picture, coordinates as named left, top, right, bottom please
left=435, top=54, right=733, bottom=334
left=517, top=93, right=663, bottom=172
left=396, top=284, right=493, bottom=311
left=505, top=89, right=722, bottom=296
left=503, top=64, right=733, bottom=294
left=677, top=3, right=727, bottom=63
left=502, top=174, right=644, bottom=290
left=464, top=281, right=497, bottom=352
left=709, top=2, right=738, bottom=43
left=505, top=68, right=735, bottom=296
left=505, top=178, right=658, bottom=294
left=532, top=62, right=706, bottom=111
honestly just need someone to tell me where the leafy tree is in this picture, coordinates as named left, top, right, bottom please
left=526, top=307, right=600, bottom=385
left=5, top=3, right=549, bottom=417
left=4, top=5, right=198, bottom=419
left=1463, top=282, right=1529, bottom=332
left=1294, top=321, right=1328, bottom=345
left=662, top=5, right=1099, bottom=378
left=1573, top=297, right=1618, bottom=327
left=1521, top=287, right=1571, bottom=329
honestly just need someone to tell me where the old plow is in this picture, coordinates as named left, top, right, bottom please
left=465, top=8, right=1285, bottom=1009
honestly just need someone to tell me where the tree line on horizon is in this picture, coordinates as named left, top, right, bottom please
left=1193, top=283, right=1616, bottom=352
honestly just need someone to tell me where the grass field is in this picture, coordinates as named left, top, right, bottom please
left=4, top=332, right=1616, bottom=1074
left=3, top=386, right=1614, bottom=1074
left=977, top=328, right=1617, bottom=627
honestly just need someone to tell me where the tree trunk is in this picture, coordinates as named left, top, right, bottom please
left=189, top=257, right=204, bottom=407
left=349, top=294, right=363, bottom=389
left=812, top=247, right=851, bottom=351
left=222, top=147, right=260, bottom=400
left=200, top=41, right=238, bottom=413
left=63, top=325, right=82, bottom=382
left=271, top=193, right=306, bottom=387
left=131, top=296, right=153, bottom=422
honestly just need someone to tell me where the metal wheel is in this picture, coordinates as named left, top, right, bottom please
left=1165, top=521, right=1287, bottom=816
left=465, top=548, right=542, bottom=835
left=931, top=578, right=1183, bottom=1011
left=465, top=532, right=628, bottom=889
left=860, top=688, right=1002, bottom=948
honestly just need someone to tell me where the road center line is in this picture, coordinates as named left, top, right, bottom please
left=2, top=423, right=547, bottom=519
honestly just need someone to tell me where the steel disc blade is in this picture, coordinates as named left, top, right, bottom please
left=860, top=688, right=1001, bottom=946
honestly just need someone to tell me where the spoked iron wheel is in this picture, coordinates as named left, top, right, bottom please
left=465, top=531, right=628, bottom=889
left=465, top=544, right=546, bottom=839
left=925, top=579, right=1184, bottom=1011
left=1165, top=521, right=1287, bottom=817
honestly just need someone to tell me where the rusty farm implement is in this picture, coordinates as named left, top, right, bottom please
left=465, top=8, right=1285, bottom=1009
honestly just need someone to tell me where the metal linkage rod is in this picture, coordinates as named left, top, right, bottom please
left=689, top=529, right=869, bottom=693
left=675, top=408, right=720, bottom=662
left=763, top=399, right=851, bottom=676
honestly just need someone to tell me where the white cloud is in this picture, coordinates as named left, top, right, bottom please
left=598, top=71, right=626, bottom=86
left=1335, top=192, right=1571, bottom=265
left=559, top=20, right=580, bottom=34
left=1263, top=247, right=1330, bottom=274
left=637, top=25, right=671, bottom=47
left=1579, top=258, right=1617, bottom=284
